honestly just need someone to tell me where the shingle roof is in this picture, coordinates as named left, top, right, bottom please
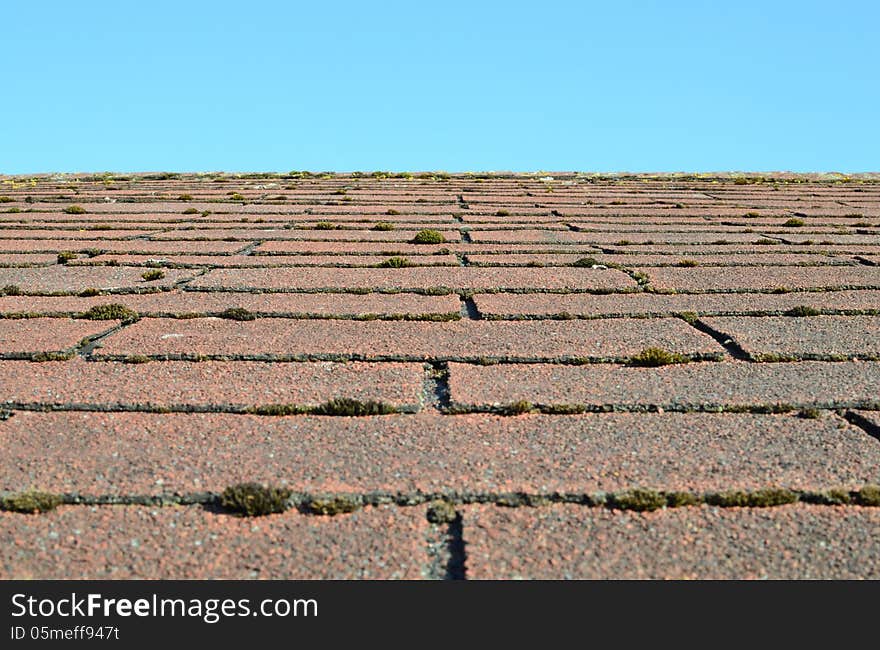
left=1, top=171, right=879, bottom=579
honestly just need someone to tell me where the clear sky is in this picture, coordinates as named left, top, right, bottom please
left=2, top=1, right=877, bottom=173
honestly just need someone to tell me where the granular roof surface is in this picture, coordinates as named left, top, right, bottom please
left=1, top=171, right=878, bottom=579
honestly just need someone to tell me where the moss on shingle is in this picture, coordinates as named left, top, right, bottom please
left=220, top=483, right=291, bottom=517
left=1, top=491, right=63, bottom=514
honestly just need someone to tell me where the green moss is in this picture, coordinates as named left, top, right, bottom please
left=220, top=483, right=291, bottom=517
left=122, top=354, right=151, bottom=364
left=57, top=251, right=77, bottom=264
left=141, top=269, right=165, bottom=281
left=182, top=207, right=199, bottom=214
left=31, top=351, right=75, bottom=361
left=377, top=256, right=411, bottom=268
left=6, top=207, right=21, bottom=213
left=1, top=491, right=63, bottom=514
left=822, top=488, right=852, bottom=505
left=706, top=488, right=797, bottom=508
left=495, top=209, right=510, bottom=217
left=331, top=188, right=347, bottom=195
left=426, top=501, right=458, bottom=524
left=419, top=286, right=453, bottom=296
left=314, top=221, right=337, bottom=230
left=499, top=400, right=535, bottom=415
left=666, top=491, right=701, bottom=508
left=676, top=259, right=699, bottom=267
left=627, top=348, right=688, bottom=367
left=610, top=489, right=667, bottom=512
left=304, top=496, right=361, bottom=516
left=1, top=285, right=22, bottom=296
left=856, top=485, right=880, bottom=506
left=411, top=229, right=445, bottom=244
left=785, top=305, right=820, bottom=317
left=220, top=307, right=256, bottom=321
left=229, top=193, right=246, bottom=201
left=571, top=257, right=602, bottom=268
left=372, top=222, right=395, bottom=231
left=541, top=403, right=586, bottom=415
left=783, top=218, right=805, bottom=227
left=311, top=398, right=397, bottom=416
left=797, top=408, right=821, bottom=419
left=245, top=404, right=308, bottom=416
left=615, top=240, right=632, bottom=246
left=63, top=205, right=86, bottom=215
left=178, top=194, right=193, bottom=201
left=78, top=288, right=101, bottom=297
left=83, top=248, right=103, bottom=258
left=77, top=303, right=138, bottom=321
left=677, top=311, right=699, bottom=325
left=0, top=195, right=13, bottom=203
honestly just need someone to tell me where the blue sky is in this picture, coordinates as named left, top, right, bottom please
left=2, top=1, right=877, bottom=173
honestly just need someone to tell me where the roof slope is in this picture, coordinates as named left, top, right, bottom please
left=1, top=171, right=879, bottom=579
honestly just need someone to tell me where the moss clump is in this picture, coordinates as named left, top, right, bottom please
left=372, top=222, right=395, bottom=231
left=426, top=500, right=458, bottom=524
left=0, top=195, right=13, bottom=203
left=78, top=303, right=138, bottom=321
left=499, top=400, right=535, bottom=415
left=1, top=285, right=23, bottom=296
left=122, top=354, right=151, bottom=364
left=78, top=288, right=101, bottom=297
left=229, top=193, right=246, bottom=201
left=785, top=305, right=820, bottom=317
left=797, top=408, right=821, bottom=419
left=495, top=209, right=510, bottom=217
left=677, top=311, right=699, bottom=325
left=706, top=488, right=797, bottom=508
left=314, top=221, right=337, bottom=230
left=220, top=307, right=256, bottom=321
left=57, top=251, right=77, bottom=264
left=571, top=257, right=602, bottom=268
left=783, top=218, right=805, bottom=227
left=31, top=351, right=74, bottom=362
left=178, top=194, right=193, bottom=201
left=182, top=207, right=199, bottom=215
left=856, top=485, right=880, bottom=506
left=63, top=205, right=86, bottom=215
left=675, top=259, right=699, bottom=267
left=386, top=209, right=400, bottom=215
left=666, top=491, right=701, bottom=508
left=311, top=398, right=397, bottom=416
left=822, top=488, right=852, bottom=505
left=220, top=483, right=291, bottom=517
left=246, top=404, right=308, bottom=416
left=1, top=491, right=63, bottom=514
left=304, top=496, right=361, bottom=516
left=377, top=256, right=411, bottom=268
left=627, top=348, right=688, bottom=367
left=610, top=489, right=667, bottom=512
left=411, top=229, right=445, bottom=244
left=141, top=269, right=165, bottom=281
left=541, top=403, right=586, bottom=415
